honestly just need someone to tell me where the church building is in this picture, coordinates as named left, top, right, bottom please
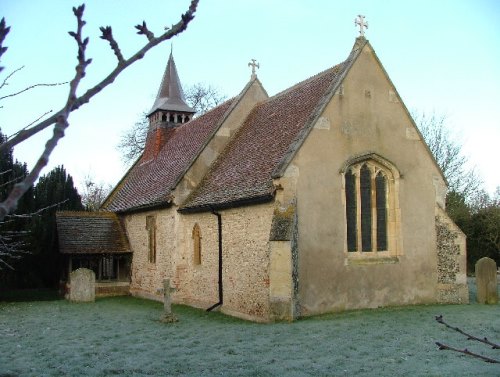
left=88, top=25, right=467, bottom=321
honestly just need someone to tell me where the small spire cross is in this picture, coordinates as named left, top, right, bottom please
left=248, top=59, right=260, bottom=78
left=354, top=15, right=368, bottom=37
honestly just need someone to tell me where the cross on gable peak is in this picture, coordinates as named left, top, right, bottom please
left=248, top=59, right=260, bottom=79
left=354, top=15, right=368, bottom=37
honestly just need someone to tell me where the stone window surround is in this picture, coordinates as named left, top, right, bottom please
left=145, top=215, right=157, bottom=264
left=192, top=223, right=202, bottom=265
left=340, top=153, right=402, bottom=263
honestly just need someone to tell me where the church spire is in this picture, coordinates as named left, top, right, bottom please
left=143, top=50, right=195, bottom=160
left=148, top=50, right=195, bottom=117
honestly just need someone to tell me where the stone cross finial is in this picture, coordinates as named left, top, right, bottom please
left=248, top=59, right=260, bottom=79
left=354, top=15, right=368, bottom=37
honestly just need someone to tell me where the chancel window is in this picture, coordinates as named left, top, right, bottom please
left=344, top=156, right=398, bottom=255
left=146, top=215, right=156, bottom=263
left=192, top=223, right=202, bottom=265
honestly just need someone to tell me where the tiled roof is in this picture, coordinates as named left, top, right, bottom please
left=56, top=211, right=130, bottom=254
left=181, top=62, right=349, bottom=212
left=104, top=99, right=234, bottom=212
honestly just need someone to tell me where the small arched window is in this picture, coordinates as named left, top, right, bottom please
left=192, top=223, right=202, bottom=265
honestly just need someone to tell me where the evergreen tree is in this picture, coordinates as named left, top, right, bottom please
left=0, top=129, right=33, bottom=276
left=30, top=166, right=83, bottom=287
left=466, top=188, right=500, bottom=270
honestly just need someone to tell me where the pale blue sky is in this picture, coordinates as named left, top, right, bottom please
left=1, top=0, right=499, bottom=193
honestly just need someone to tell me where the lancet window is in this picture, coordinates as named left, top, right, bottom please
left=192, top=223, right=202, bottom=265
left=146, top=215, right=157, bottom=263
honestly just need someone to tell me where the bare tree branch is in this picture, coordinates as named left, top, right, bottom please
left=0, top=81, right=68, bottom=101
left=0, top=1, right=198, bottom=154
left=99, top=26, right=124, bottom=64
left=0, top=0, right=199, bottom=220
left=6, top=199, right=69, bottom=218
left=436, top=342, right=500, bottom=364
left=435, top=315, right=500, bottom=349
left=0, top=65, right=24, bottom=91
left=136, top=21, right=155, bottom=42
left=435, top=315, right=500, bottom=364
left=7, top=110, right=53, bottom=141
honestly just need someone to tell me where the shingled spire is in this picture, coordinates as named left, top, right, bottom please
left=143, top=50, right=195, bottom=160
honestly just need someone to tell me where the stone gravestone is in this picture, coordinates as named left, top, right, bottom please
left=159, top=278, right=177, bottom=322
left=475, top=257, right=498, bottom=304
left=69, top=268, right=95, bottom=302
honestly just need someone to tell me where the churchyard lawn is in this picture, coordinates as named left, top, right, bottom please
left=1, top=280, right=498, bottom=377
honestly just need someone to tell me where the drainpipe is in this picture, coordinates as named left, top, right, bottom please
left=207, top=208, right=223, bottom=312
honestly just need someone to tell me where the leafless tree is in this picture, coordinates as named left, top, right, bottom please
left=117, top=112, right=150, bottom=165
left=81, top=176, right=112, bottom=211
left=117, top=83, right=226, bottom=164
left=0, top=224, right=28, bottom=270
left=0, top=1, right=199, bottom=221
left=185, top=83, right=226, bottom=115
left=414, top=111, right=482, bottom=203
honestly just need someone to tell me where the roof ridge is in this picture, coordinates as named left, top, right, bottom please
left=169, top=77, right=267, bottom=193
left=272, top=40, right=366, bottom=178
left=269, top=63, right=344, bottom=100
left=56, top=210, right=117, bottom=218
left=167, top=97, right=236, bottom=191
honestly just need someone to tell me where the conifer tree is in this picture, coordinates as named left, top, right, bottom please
left=30, top=166, right=83, bottom=287
left=0, top=129, right=33, bottom=275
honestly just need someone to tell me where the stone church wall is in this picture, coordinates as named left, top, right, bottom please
left=435, top=206, right=468, bottom=304
left=180, top=203, right=275, bottom=322
left=123, top=203, right=275, bottom=321
left=124, top=209, right=176, bottom=300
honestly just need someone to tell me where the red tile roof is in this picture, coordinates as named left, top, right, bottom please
left=104, top=99, right=234, bottom=212
left=56, top=211, right=130, bottom=254
left=105, top=37, right=364, bottom=214
left=181, top=62, right=348, bottom=212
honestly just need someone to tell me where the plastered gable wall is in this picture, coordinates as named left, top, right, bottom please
left=180, top=203, right=275, bottom=322
left=284, top=43, right=448, bottom=315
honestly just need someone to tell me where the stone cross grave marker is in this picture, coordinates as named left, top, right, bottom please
left=69, top=268, right=95, bottom=302
left=475, top=257, right=498, bottom=304
left=159, top=278, right=178, bottom=322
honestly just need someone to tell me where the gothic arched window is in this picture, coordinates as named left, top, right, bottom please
left=343, top=155, right=400, bottom=256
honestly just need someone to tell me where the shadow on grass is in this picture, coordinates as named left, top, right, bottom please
left=0, top=288, right=61, bottom=302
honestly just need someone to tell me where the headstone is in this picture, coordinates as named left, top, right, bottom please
left=69, top=268, right=95, bottom=302
left=475, top=257, right=498, bottom=304
left=159, top=279, right=177, bottom=322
